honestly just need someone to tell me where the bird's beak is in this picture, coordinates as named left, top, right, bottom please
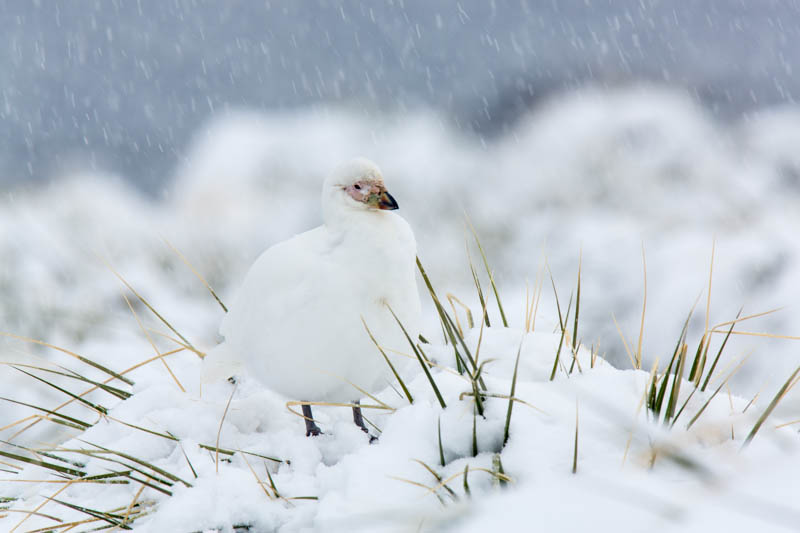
left=378, top=191, right=399, bottom=210
left=368, top=190, right=399, bottom=210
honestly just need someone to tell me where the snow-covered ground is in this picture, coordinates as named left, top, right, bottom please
left=1, top=86, right=799, bottom=530
left=1, top=326, right=798, bottom=532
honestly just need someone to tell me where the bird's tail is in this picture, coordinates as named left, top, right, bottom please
left=201, top=342, right=243, bottom=384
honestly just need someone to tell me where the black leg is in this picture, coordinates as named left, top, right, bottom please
left=352, top=400, right=379, bottom=443
left=302, top=404, right=322, bottom=437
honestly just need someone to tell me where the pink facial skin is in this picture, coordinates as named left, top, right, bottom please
left=345, top=179, right=382, bottom=202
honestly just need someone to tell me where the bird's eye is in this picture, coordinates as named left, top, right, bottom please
left=354, top=184, right=361, bottom=190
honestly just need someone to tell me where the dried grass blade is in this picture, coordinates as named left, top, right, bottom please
left=163, top=237, right=228, bottom=312
left=0, top=332, right=133, bottom=386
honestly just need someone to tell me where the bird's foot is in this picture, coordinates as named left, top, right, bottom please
left=302, top=403, right=323, bottom=437
left=352, top=401, right=379, bottom=443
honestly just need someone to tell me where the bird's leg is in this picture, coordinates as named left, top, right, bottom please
left=302, top=404, right=322, bottom=437
left=352, top=400, right=378, bottom=443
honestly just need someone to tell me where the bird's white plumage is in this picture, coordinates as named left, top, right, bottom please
left=213, top=158, right=421, bottom=402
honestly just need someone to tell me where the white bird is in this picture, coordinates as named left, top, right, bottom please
left=215, top=157, right=421, bottom=437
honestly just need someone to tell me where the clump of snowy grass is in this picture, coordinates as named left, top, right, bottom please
left=1, top=233, right=799, bottom=532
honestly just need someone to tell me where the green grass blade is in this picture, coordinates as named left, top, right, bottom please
left=0, top=397, right=92, bottom=429
left=503, top=339, right=524, bottom=447
left=687, top=333, right=706, bottom=384
left=742, top=366, right=800, bottom=448
left=80, top=441, right=193, bottom=488
left=417, top=256, right=468, bottom=374
left=669, top=384, right=697, bottom=428
left=387, top=306, right=446, bottom=409
left=701, top=308, right=742, bottom=392
left=467, top=240, right=491, bottom=327
left=572, top=401, right=579, bottom=474
left=438, top=417, right=446, bottom=467
left=493, top=454, right=507, bottom=487
left=11, top=364, right=132, bottom=400
left=550, top=295, right=573, bottom=381
left=572, top=256, right=581, bottom=355
left=0, top=450, right=85, bottom=477
left=413, top=459, right=457, bottom=500
left=472, top=407, right=478, bottom=457
left=664, top=344, right=687, bottom=423
left=50, top=498, right=132, bottom=529
left=362, top=318, right=414, bottom=405
left=13, top=367, right=108, bottom=415
left=685, top=380, right=727, bottom=430
left=465, top=219, right=508, bottom=327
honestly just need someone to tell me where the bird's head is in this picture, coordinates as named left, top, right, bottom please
left=325, top=157, right=399, bottom=212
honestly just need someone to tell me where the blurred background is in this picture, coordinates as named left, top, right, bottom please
left=1, top=0, right=799, bottom=425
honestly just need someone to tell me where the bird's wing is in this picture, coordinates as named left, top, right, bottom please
left=219, top=226, right=336, bottom=342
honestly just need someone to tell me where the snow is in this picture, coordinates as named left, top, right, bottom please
left=1, top=326, right=798, bottom=532
left=1, top=86, right=800, bottom=531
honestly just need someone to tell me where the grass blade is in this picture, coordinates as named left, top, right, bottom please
left=0, top=450, right=85, bottom=478
left=0, top=332, right=134, bottom=386
left=572, top=251, right=582, bottom=357
left=0, top=397, right=91, bottom=430
left=363, top=318, right=413, bottom=404
left=465, top=216, right=508, bottom=327
left=163, top=237, right=228, bottom=312
left=472, top=406, right=478, bottom=457
left=438, top=417, right=445, bottom=467
left=550, top=292, right=573, bottom=381
left=742, top=366, right=800, bottom=448
left=701, top=308, right=742, bottom=392
left=572, top=400, right=579, bottom=474
left=503, top=338, right=524, bottom=447
left=417, top=256, right=468, bottom=374
left=13, top=367, right=108, bottom=415
left=387, top=306, right=446, bottom=409
left=467, top=239, right=490, bottom=327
